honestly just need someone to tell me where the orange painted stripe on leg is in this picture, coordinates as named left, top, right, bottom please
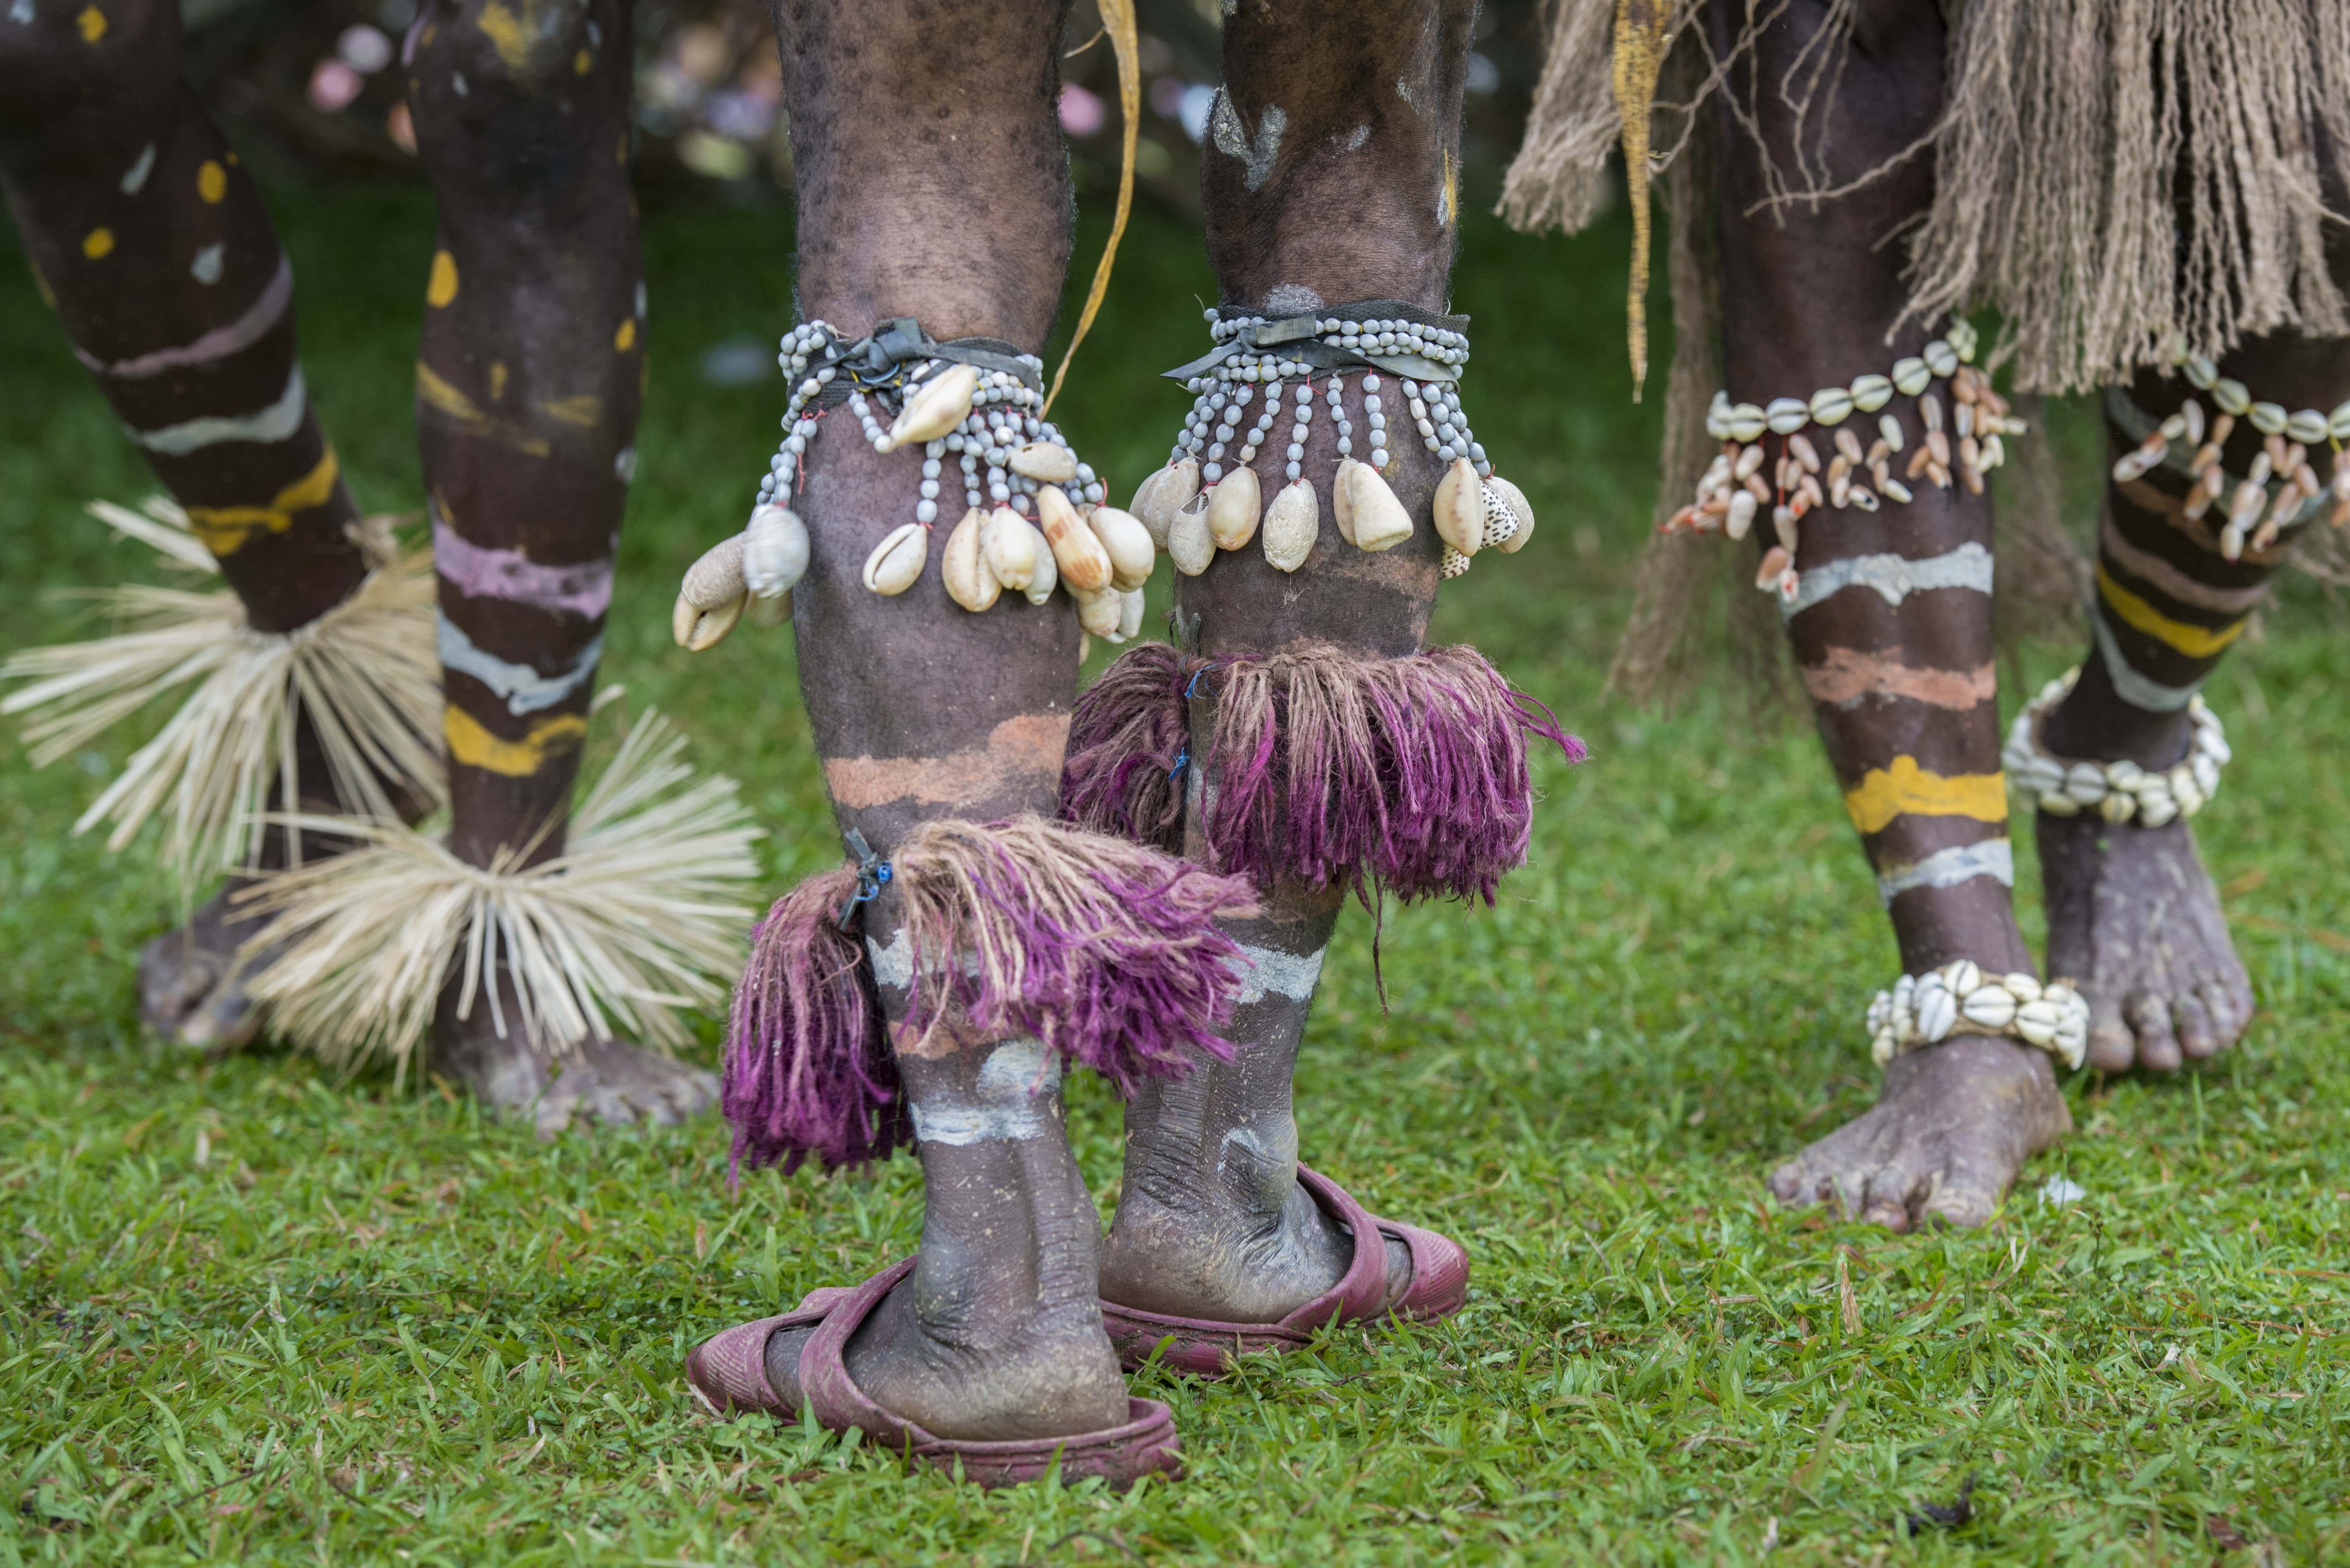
left=1842, top=756, right=2008, bottom=835
left=1801, top=647, right=1995, bottom=710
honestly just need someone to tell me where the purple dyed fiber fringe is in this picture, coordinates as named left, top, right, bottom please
left=1060, top=641, right=1584, bottom=903
left=893, top=818, right=1258, bottom=1093
left=721, top=822, right=1259, bottom=1176
left=721, top=867, right=909, bottom=1177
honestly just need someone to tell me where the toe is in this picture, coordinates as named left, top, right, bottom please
left=1767, top=1156, right=1817, bottom=1208
left=2171, top=992, right=2219, bottom=1060
left=1860, top=1162, right=1922, bottom=1234
left=2127, top=991, right=2183, bottom=1073
left=1915, top=1148, right=2008, bottom=1230
left=2199, top=979, right=2245, bottom=1050
left=533, top=1082, right=581, bottom=1140
left=2085, top=993, right=2136, bottom=1074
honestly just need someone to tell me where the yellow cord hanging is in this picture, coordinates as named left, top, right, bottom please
left=1611, top=0, right=1672, bottom=402
left=1043, top=0, right=1140, bottom=416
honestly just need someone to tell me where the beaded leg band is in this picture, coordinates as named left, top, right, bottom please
left=1059, top=642, right=1582, bottom=903
left=238, top=709, right=760, bottom=1073
left=2106, top=345, right=2350, bottom=560
left=0, top=498, right=442, bottom=888
left=1660, top=320, right=2027, bottom=601
left=721, top=815, right=1259, bottom=1176
left=1868, top=961, right=2089, bottom=1072
left=1129, top=300, right=1539, bottom=580
left=2001, top=668, right=2229, bottom=827
left=670, top=317, right=1150, bottom=651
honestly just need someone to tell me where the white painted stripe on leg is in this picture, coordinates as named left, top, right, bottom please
left=436, top=613, right=602, bottom=716
left=1876, top=838, right=2014, bottom=906
left=1229, top=941, right=1326, bottom=1006
left=908, top=1038, right=1062, bottom=1145
left=1781, top=542, right=1995, bottom=619
left=126, top=365, right=306, bottom=454
left=2093, top=607, right=2203, bottom=712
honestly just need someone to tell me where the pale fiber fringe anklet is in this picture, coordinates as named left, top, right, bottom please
left=0, top=498, right=443, bottom=887
left=240, top=702, right=762, bottom=1079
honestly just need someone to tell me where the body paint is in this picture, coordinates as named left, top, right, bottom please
left=436, top=613, right=602, bottom=715
left=441, top=704, right=587, bottom=775
left=1801, top=646, right=1994, bottom=710
left=127, top=366, right=305, bottom=454
left=432, top=511, right=614, bottom=617
left=1842, top=756, right=2007, bottom=835
left=1875, top=838, right=2013, bottom=905
left=1783, top=542, right=1994, bottom=617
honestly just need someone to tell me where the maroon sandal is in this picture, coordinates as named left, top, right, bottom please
left=1098, top=1164, right=1469, bottom=1377
left=686, top=1258, right=1183, bottom=1489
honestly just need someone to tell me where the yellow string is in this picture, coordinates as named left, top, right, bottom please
left=1044, top=0, right=1140, bottom=417
left=1611, top=0, right=1672, bottom=403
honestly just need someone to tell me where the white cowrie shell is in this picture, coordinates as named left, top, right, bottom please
left=1036, top=485, right=1112, bottom=593
left=1344, top=463, right=1415, bottom=552
left=2287, top=408, right=2329, bottom=445
left=1916, top=984, right=1959, bottom=1044
left=2248, top=401, right=2289, bottom=437
left=1087, top=505, right=1157, bottom=592
left=674, top=534, right=749, bottom=650
left=942, top=507, right=1002, bottom=612
left=1850, top=374, right=1894, bottom=413
left=1072, top=582, right=1122, bottom=637
left=2001, top=973, right=2042, bottom=1003
left=1116, top=586, right=1146, bottom=642
left=1809, top=386, right=1854, bottom=425
left=1168, top=493, right=1215, bottom=576
left=862, top=521, right=929, bottom=595
left=1009, top=441, right=1078, bottom=483
left=1945, top=959, right=1983, bottom=998
left=743, top=505, right=811, bottom=600
left=1433, top=458, right=1483, bottom=556
left=1727, top=403, right=1767, bottom=443
left=879, top=363, right=978, bottom=452
left=2013, top=1000, right=2062, bottom=1047
left=1765, top=397, right=1809, bottom=435
left=1206, top=466, right=1262, bottom=551
left=981, top=505, right=1038, bottom=591
left=1891, top=357, right=1931, bottom=396
left=1260, top=479, right=1318, bottom=572
left=1923, top=339, right=1957, bottom=378
left=1129, top=457, right=1200, bottom=547
left=1962, top=988, right=2017, bottom=1030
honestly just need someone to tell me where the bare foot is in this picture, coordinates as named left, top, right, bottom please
left=1768, top=1035, right=2073, bottom=1231
left=758, top=1280, right=1127, bottom=1443
left=138, top=878, right=273, bottom=1054
left=432, top=975, right=718, bottom=1138
left=1098, top=1152, right=1414, bottom=1322
left=2038, top=811, right=2254, bottom=1074
left=759, top=1102, right=1129, bottom=1442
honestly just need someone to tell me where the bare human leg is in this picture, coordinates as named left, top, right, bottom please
left=403, top=0, right=717, bottom=1131
left=1699, top=0, right=2070, bottom=1231
left=732, top=0, right=1130, bottom=1444
left=1094, top=0, right=1515, bottom=1334
left=2031, top=325, right=2350, bottom=1071
left=0, top=0, right=422, bottom=1052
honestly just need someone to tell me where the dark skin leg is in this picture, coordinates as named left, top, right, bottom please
left=0, top=0, right=388, bottom=1050
left=1097, top=0, right=1475, bottom=1318
left=1703, top=0, right=2068, bottom=1231
left=2036, top=327, right=2348, bottom=1071
left=403, top=0, right=714, bottom=1133
left=750, top=0, right=1127, bottom=1440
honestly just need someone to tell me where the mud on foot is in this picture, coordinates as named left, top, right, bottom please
left=1769, top=1035, right=2073, bottom=1232
left=2037, top=811, right=2255, bottom=1074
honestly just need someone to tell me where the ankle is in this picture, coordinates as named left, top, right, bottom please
left=2042, top=666, right=2195, bottom=771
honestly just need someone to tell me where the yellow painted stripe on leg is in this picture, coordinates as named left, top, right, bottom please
left=1842, top=756, right=2009, bottom=835
left=2096, top=563, right=2245, bottom=659
left=184, top=447, right=341, bottom=555
left=443, top=704, right=587, bottom=776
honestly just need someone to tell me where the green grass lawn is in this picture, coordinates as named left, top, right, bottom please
left=4, top=175, right=2347, bottom=1566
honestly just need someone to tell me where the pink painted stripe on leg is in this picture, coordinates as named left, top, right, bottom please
left=2100, top=513, right=2270, bottom=615
left=75, top=256, right=293, bottom=380
left=1801, top=646, right=1995, bottom=710
left=433, top=515, right=613, bottom=618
